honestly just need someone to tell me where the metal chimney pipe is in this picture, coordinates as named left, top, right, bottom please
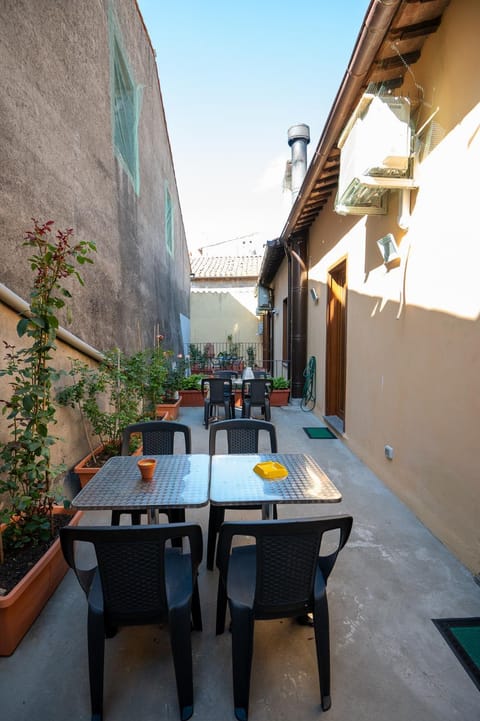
left=288, top=124, right=310, bottom=203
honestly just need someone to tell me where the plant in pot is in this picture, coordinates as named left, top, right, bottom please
left=57, top=348, right=145, bottom=484
left=150, top=348, right=184, bottom=420
left=0, top=219, right=96, bottom=654
left=270, top=376, right=290, bottom=406
left=178, top=373, right=206, bottom=407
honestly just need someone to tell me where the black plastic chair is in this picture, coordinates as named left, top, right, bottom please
left=61, top=523, right=203, bottom=721
left=206, top=418, right=278, bottom=570
left=252, top=370, right=267, bottom=379
left=215, top=515, right=353, bottom=720
left=214, top=370, right=238, bottom=380
left=202, top=377, right=233, bottom=429
left=111, top=421, right=191, bottom=526
left=241, top=378, right=271, bottom=421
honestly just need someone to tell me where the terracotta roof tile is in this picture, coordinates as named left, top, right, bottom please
left=190, top=255, right=262, bottom=279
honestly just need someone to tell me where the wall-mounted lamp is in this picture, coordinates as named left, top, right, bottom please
left=271, top=308, right=279, bottom=315
left=376, top=233, right=400, bottom=264
left=310, top=287, right=319, bottom=303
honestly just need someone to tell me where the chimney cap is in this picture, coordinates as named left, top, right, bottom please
left=288, top=123, right=310, bottom=146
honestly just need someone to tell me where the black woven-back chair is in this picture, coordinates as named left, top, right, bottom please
left=206, top=418, right=278, bottom=570
left=61, top=523, right=203, bottom=721
left=241, top=378, right=271, bottom=421
left=112, top=421, right=191, bottom=526
left=214, top=370, right=238, bottom=380
left=215, top=516, right=353, bottom=720
left=202, top=377, right=233, bottom=429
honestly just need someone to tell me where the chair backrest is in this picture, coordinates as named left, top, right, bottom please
left=253, top=370, right=267, bottom=379
left=214, top=370, right=238, bottom=380
left=202, top=377, right=232, bottom=403
left=241, top=378, right=271, bottom=404
left=217, top=516, right=353, bottom=617
left=121, top=421, right=191, bottom=456
left=61, top=524, right=203, bottom=625
left=209, top=418, right=278, bottom=454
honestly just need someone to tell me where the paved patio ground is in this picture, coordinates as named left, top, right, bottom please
left=1, top=404, right=478, bottom=721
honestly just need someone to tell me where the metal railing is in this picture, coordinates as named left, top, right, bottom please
left=187, top=342, right=289, bottom=379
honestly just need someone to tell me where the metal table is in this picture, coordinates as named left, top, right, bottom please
left=210, top=452, right=342, bottom=519
left=72, top=454, right=210, bottom=524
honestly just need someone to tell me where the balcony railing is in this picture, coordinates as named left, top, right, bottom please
left=187, top=342, right=289, bottom=379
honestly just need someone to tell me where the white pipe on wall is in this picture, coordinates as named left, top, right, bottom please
left=0, top=282, right=104, bottom=362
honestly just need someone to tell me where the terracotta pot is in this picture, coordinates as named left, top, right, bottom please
left=179, top=389, right=204, bottom=407
left=74, top=443, right=109, bottom=487
left=155, top=397, right=181, bottom=420
left=138, top=458, right=156, bottom=481
left=0, top=507, right=83, bottom=656
left=270, top=389, right=290, bottom=406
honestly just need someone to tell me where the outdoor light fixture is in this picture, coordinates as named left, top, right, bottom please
left=310, top=287, right=319, bottom=303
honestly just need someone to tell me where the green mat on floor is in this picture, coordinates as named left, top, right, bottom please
left=303, top=427, right=336, bottom=439
left=432, top=617, right=480, bottom=691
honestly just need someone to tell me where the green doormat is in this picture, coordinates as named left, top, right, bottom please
left=303, top=427, right=336, bottom=439
left=432, top=618, right=480, bottom=691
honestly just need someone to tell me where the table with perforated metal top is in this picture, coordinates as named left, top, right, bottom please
left=210, top=452, right=342, bottom=519
left=72, top=454, right=210, bottom=524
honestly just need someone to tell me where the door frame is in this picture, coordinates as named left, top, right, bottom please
left=325, top=257, right=347, bottom=432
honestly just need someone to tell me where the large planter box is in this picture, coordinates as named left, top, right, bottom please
left=179, top=389, right=204, bottom=407
left=74, top=443, right=110, bottom=488
left=0, top=508, right=83, bottom=656
left=155, top=397, right=181, bottom=420
left=270, top=389, right=290, bottom=406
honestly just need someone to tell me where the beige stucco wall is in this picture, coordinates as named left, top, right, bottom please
left=190, top=285, right=263, bottom=360
left=306, top=0, right=480, bottom=573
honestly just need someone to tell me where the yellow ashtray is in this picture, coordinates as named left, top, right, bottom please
left=253, top=461, right=288, bottom=480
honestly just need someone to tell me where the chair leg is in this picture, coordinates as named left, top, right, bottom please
left=215, top=575, right=228, bottom=634
left=168, top=509, right=185, bottom=549
left=87, top=606, right=105, bottom=721
left=191, top=578, right=202, bottom=631
left=168, top=604, right=194, bottom=721
left=207, top=506, right=225, bottom=571
left=230, top=604, right=255, bottom=721
left=313, top=590, right=331, bottom=711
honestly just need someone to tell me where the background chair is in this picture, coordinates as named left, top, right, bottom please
left=252, top=370, right=267, bottom=379
left=111, top=420, right=191, bottom=526
left=241, top=378, right=271, bottom=421
left=61, top=523, right=203, bottom=721
left=215, top=515, right=353, bottom=720
left=206, top=418, right=278, bottom=570
left=202, top=377, right=233, bottom=429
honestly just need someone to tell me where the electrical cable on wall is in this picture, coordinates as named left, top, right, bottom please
left=301, top=356, right=316, bottom=411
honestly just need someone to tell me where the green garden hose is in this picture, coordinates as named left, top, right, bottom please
left=301, top=356, right=316, bottom=411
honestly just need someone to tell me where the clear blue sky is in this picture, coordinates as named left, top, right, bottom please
left=137, top=0, right=371, bottom=254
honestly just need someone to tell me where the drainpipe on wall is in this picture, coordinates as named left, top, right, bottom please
left=286, top=124, right=310, bottom=398
left=0, top=283, right=104, bottom=362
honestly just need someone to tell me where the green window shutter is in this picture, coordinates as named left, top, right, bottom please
left=165, top=185, right=174, bottom=256
left=109, top=11, right=141, bottom=194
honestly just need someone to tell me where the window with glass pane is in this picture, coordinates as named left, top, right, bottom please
left=112, top=37, right=139, bottom=192
left=165, top=185, right=174, bottom=255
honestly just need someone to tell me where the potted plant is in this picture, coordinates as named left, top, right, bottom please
left=270, top=376, right=290, bottom=406
left=153, top=351, right=184, bottom=419
left=57, top=348, right=145, bottom=485
left=178, top=373, right=207, bottom=407
left=0, top=219, right=95, bottom=655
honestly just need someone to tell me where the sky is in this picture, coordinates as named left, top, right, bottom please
left=137, top=0, right=371, bottom=255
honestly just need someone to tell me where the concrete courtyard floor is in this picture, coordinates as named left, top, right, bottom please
left=1, top=404, right=479, bottom=721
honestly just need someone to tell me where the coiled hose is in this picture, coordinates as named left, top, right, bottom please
left=301, top=356, right=316, bottom=411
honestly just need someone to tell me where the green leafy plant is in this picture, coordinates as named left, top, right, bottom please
left=180, top=374, right=205, bottom=390
left=271, top=376, right=290, bottom=390
left=0, top=220, right=96, bottom=553
left=58, top=348, right=144, bottom=457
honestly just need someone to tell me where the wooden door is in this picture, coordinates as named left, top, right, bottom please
left=325, top=259, right=347, bottom=425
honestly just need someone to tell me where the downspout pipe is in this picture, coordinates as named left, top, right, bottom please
left=0, top=282, right=104, bottom=362
left=279, top=0, right=402, bottom=242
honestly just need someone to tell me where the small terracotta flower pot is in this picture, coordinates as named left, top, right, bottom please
left=138, top=458, right=156, bottom=481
